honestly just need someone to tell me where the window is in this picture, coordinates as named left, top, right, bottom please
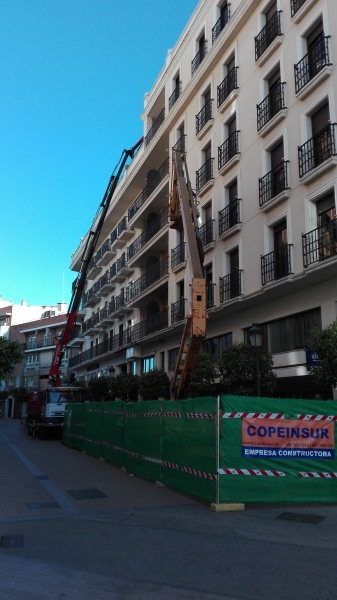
left=26, top=354, right=38, bottom=365
left=28, top=337, right=36, bottom=350
left=217, top=54, right=238, bottom=108
left=196, top=143, right=214, bottom=192
left=23, top=375, right=38, bottom=389
left=255, top=1, right=282, bottom=61
left=142, top=356, right=155, bottom=373
left=168, top=348, right=179, bottom=371
left=196, top=87, right=213, bottom=134
left=219, top=113, right=239, bottom=169
left=299, top=100, right=335, bottom=177
left=130, top=360, right=137, bottom=376
left=202, top=333, right=232, bottom=358
left=295, top=18, right=331, bottom=94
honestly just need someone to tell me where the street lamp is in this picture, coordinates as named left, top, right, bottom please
left=108, top=366, right=115, bottom=378
left=249, top=323, right=262, bottom=397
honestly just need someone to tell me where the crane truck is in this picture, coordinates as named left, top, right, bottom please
left=169, top=148, right=207, bottom=400
left=24, top=137, right=143, bottom=438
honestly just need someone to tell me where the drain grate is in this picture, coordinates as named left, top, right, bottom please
left=66, top=488, right=108, bottom=500
left=36, top=475, right=49, bottom=480
left=0, top=535, right=23, bottom=548
left=276, top=512, right=325, bottom=524
left=26, top=502, right=60, bottom=510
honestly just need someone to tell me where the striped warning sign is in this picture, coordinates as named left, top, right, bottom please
left=218, top=468, right=286, bottom=477
left=223, top=412, right=285, bottom=419
left=298, top=471, right=337, bottom=478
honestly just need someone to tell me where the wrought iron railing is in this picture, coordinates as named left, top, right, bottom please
left=116, top=252, right=126, bottom=273
left=218, top=131, right=240, bottom=169
left=171, top=298, right=185, bottom=324
left=171, top=242, right=185, bottom=269
left=115, top=290, right=125, bottom=312
left=261, top=244, right=292, bottom=285
left=145, top=108, right=165, bottom=146
left=302, top=219, right=337, bottom=267
left=255, top=11, right=282, bottom=61
left=217, top=67, right=238, bottom=108
left=128, top=157, right=170, bottom=221
left=199, top=219, right=214, bottom=247
left=69, top=308, right=169, bottom=368
left=196, top=158, right=214, bottom=193
left=291, top=0, right=307, bottom=16
left=172, top=135, right=186, bottom=154
left=220, top=270, right=242, bottom=302
left=219, top=198, right=241, bottom=235
left=294, top=36, right=331, bottom=94
left=169, top=83, right=181, bottom=110
left=191, top=41, right=207, bottom=75
left=259, top=161, right=289, bottom=206
left=206, top=283, right=216, bottom=309
left=97, top=272, right=110, bottom=291
left=127, top=206, right=169, bottom=261
left=257, top=82, right=286, bottom=131
left=26, top=338, right=53, bottom=350
left=126, top=256, right=169, bottom=302
left=298, top=124, right=336, bottom=178
left=196, top=99, right=213, bottom=134
left=83, top=288, right=95, bottom=307
left=212, top=4, right=231, bottom=43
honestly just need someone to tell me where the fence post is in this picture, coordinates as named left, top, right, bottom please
left=216, top=395, right=220, bottom=505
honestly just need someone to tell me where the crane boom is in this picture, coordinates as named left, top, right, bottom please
left=169, top=149, right=207, bottom=400
left=49, top=136, right=143, bottom=386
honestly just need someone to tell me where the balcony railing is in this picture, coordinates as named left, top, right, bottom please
left=145, top=108, right=165, bottom=146
left=218, top=131, right=240, bottom=169
left=261, top=244, right=292, bottom=285
left=171, top=242, right=185, bottom=269
left=126, top=256, right=169, bottom=302
left=83, top=288, right=95, bottom=307
left=169, top=83, right=181, bottom=110
left=172, top=135, right=186, bottom=154
left=97, top=272, right=110, bottom=291
left=191, top=41, right=207, bottom=75
left=128, top=157, right=170, bottom=221
left=115, top=290, right=125, bottom=312
left=26, top=337, right=53, bottom=350
left=199, top=219, right=214, bottom=248
left=212, top=5, right=231, bottom=43
left=220, top=270, right=243, bottom=302
left=196, top=158, right=214, bottom=193
left=217, top=67, right=238, bottom=108
left=257, top=82, right=286, bottom=131
left=219, top=198, right=241, bottom=235
left=294, top=36, right=331, bottom=94
left=259, top=160, right=289, bottom=207
left=69, top=308, right=169, bottom=368
left=255, top=11, right=282, bottom=61
left=302, top=219, right=337, bottom=267
left=127, top=206, right=169, bottom=261
left=171, top=298, right=185, bottom=324
left=116, top=252, right=126, bottom=273
left=196, top=99, right=213, bottom=134
left=206, top=283, right=216, bottom=309
left=298, top=124, right=336, bottom=178
left=290, top=0, right=307, bottom=17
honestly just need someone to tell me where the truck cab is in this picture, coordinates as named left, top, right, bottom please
left=42, top=387, right=84, bottom=423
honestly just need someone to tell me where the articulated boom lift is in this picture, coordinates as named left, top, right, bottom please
left=169, top=149, right=207, bottom=400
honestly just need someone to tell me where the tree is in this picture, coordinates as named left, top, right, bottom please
left=189, top=352, right=218, bottom=397
left=114, top=372, right=140, bottom=402
left=0, top=337, right=25, bottom=381
left=308, top=321, right=337, bottom=389
left=218, top=342, right=276, bottom=397
left=86, top=376, right=115, bottom=402
left=139, top=369, right=170, bottom=400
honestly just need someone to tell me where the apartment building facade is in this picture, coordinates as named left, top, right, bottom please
left=69, top=0, right=337, bottom=398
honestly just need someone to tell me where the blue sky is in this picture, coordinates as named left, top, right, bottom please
left=0, top=0, right=198, bottom=307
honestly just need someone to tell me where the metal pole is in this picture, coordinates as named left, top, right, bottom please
left=256, top=349, right=260, bottom=397
left=216, top=395, right=220, bottom=505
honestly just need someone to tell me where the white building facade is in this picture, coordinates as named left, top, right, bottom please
left=69, top=0, right=337, bottom=398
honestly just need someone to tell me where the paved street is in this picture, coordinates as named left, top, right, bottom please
left=1, top=419, right=337, bottom=599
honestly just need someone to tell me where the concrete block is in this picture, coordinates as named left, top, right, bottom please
left=211, top=502, right=245, bottom=512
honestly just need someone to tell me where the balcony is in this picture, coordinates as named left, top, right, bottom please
left=255, top=12, right=282, bottom=64
left=99, top=301, right=116, bottom=325
left=145, top=108, right=165, bottom=147
left=96, top=272, right=115, bottom=296
left=206, top=283, right=216, bottom=309
left=257, top=82, right=286, bottom=135
left=111, top=217, right=133, bottom=250
left=169, top=83, right=181, bottom=110
left=291, top=0, right=317, bottom=22
left=114, top=290, right=131, bottom=316
left=294, top=36, right=332, bottom=98
left=87, top=256, right=101, bottom=279
left=261, top=244, right=293, bottom=285
left=171, top=298, right=185, bottom=325
left=69, top=308, right=169, bottom=368
left=83, top=287, right=99, bottom=308
left=128, top=157, right=170, bottom=222
left=219, top=198, right=241, bottom=238
left=82, top=313, right=100, bottom=335
left=298, top=124, right=337, bottom=181
left=172, top=135, right=186, bottom=154
left=259, top=161, right=290, bottom=210
left=220, top=270, right=243, bottom=302
left=96, top=239, right=116, bottom=267
left=199, top=219, right=215, bottom=250
left=25, top=337, right=54, bottom=350
left=196, top=158, right=214, bottom=194
left=218, top=131, right=240, bottom=174
left=217, top=67, right=239, bottom=111
left=291, top=0, right=306, bottom=16
left=191, top=41, right=207, bottom=75
left=127, top=206, right=169, bottom=263
left=196, top=99, right=213, bottom=138
left=302, top=219, right=337, bottom=268
left=126, top=256, right=169, bottom=304
left=212, top=5, right=231, bottom=43
left=171, top=242, right=186, bottom=271
left=110, top=253, right=134, bottom=283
